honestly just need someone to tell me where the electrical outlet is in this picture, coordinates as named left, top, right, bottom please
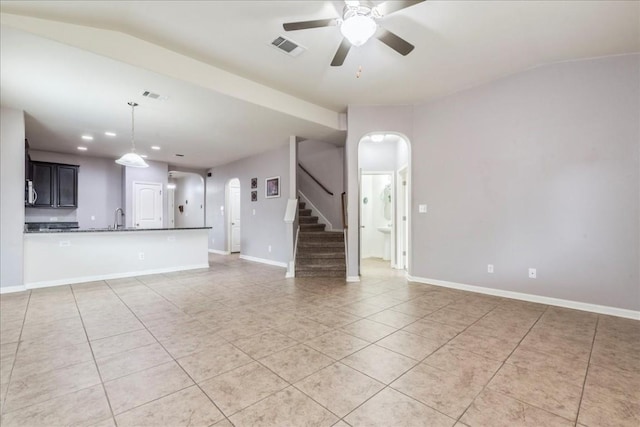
left=59, top=241, right=70, bottom=247
left=91, top=216, right=95, bottom=221
left=268, top=245, right=272, bottom=253
left=253, top=209, right=256, bottom=215
left=418, top=204, right=427, bottom=213
left=528, top=268, right=536, bottom=279
left=487, top=264, right=494, bottom=273
left=138, top=252, right=145, bottom=260
left=167, top=236, right=175, bottom=242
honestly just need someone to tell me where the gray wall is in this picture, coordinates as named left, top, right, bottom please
left=359, top=139, right=399, bottom=172
left=411, top=54, right=639, bottom=311
left=346, top=54, right=639, bottom=311
left=123, top=160, right=169, bottom=228
left=0, top=107, right=25, bottom=289
left=298, top=139, right=344, bottom=229
left=207, top=145, right=290, bottom=264
left=26, top=150, right=122, bottom=229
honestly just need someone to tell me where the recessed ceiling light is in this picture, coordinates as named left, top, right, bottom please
left=81, top=135, right=94, bottom=141
left=370, top=134, right=384, bottom=142
left=104, top=131, right=116, bottom=137
left=77, top=146, right=88, bottom=151
left=140, top=154, right=148, bottom=158
left=151, top=146, right=161, bottom=150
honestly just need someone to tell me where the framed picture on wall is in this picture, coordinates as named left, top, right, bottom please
left=265, top=176, right=280, bottom=198
left=250, top=177, right=258, bottom=189
left=251, top=191, right=257, bottom=202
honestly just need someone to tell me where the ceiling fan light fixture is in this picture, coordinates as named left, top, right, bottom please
left=340, top=14, right=376, bottom=47
left=115, top=102, right=149, bottom=168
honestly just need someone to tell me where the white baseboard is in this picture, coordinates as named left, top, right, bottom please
left=285, top=272, right=295, bottom=278
left=0, top=285, right=27, bottom=294
left=407, top=275, right=640, bottom=320
left=346, top=276, right=361, bottom=282
left=208, top=249, right=231, bottom=255
left=17, top=264, right=211, bottom=292
left=239, top=254, right=287, bottom=269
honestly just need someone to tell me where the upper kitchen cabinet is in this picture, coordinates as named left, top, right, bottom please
left=30, top=161, right=78, bottom=208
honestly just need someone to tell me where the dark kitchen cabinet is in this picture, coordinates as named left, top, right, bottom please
left=30, top=161, right=78, bottom=208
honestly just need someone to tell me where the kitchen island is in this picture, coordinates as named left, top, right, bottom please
left=23, top=227, right=210, bottom=289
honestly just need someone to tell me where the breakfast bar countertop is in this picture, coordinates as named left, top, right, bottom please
left=24, top=227, right=211, bottom=234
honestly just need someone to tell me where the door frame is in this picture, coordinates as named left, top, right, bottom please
left=132, top=181, right=163, bottom=229
left=397, top=165, right=409, bottom=270
left=226, top=178, right=241, bottom=253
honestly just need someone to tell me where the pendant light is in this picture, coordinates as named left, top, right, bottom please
left=115, top=102, right=148, bottom=168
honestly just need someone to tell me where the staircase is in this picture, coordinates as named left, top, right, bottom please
left=296, top=202, right=346, bottom=278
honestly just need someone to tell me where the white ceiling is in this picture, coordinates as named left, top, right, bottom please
left=1, top=1, right=638, bottom=168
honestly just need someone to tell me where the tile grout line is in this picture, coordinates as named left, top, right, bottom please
left=334, top=293, right=509, bottom=423
left=0, top=290, right=32, bottom=413
left=573, top=315, right=600, bottom=427
left=104, top=276, right=232, bottom=423
left=69, top=283, right=119, bottom=426
left=452, top=304, right=551, bottom=424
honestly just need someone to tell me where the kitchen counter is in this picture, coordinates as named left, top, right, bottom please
left=25, top=227, right=211, bottom=233
left=23, top=227, right=210, bottom=289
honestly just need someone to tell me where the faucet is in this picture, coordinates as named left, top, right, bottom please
left=114, top=208, right=125, bottom=229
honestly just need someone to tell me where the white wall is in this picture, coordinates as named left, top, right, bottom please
left=0, top=107, right=25, bottom=289
left=174, top=173, right=205, bottom=228
left=297, top=139, right=344, bottom=228
left=123, top=160, right=169, bottom=228
left=206, top=145, right=289, bottom=264
left=347, top=54, right=639, bottom=311
left=26, top=150, right=122, bottom=229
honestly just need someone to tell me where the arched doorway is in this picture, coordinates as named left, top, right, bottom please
left=358, top=133, right=411, bottom=276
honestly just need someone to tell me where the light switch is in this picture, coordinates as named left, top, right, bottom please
left=418, top=204, right=427, bottom=213
left=253, top=209, right=256, bottom=215
left=91, top=216, right=95, bottom=221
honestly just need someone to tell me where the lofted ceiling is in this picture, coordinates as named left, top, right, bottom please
left=1, top=1, right=638, bottom=168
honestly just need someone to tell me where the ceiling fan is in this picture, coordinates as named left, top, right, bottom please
left=282, top=0, right=425, bottom=66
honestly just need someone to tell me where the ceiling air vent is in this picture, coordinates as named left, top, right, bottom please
left=270, top=35, right=306, bottom=57
left=142, top=91, right=168, bottom=101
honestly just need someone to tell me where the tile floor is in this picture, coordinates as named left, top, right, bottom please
left=0, top=255, right=638, bottom=426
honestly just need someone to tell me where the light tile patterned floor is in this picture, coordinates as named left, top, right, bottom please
left=0, top=255, right=638, bottom=426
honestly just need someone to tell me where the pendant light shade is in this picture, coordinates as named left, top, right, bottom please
left=115, top=102, right=149, bottom=168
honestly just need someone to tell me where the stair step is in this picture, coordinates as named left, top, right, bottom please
left=299, top=231, right=343, bottom=241
left=299, top=216, right=319, bottom=224
left=298, top=240, right=343, bottom=248
left=300, top=224, right=326, bottom=231
left=299, top=209, right=312, bottom=216
left=299, top=202, right=306, bottom=209
left=295, top=269, right=345, bottom=278
left=297, top=252, right=345, bottom=259
left=296, top=259, right=346, bottom=268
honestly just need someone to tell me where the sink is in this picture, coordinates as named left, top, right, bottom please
left=377, top=226, right=392, bottom=260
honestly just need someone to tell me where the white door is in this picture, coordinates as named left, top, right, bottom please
left=230, top=184, right=241, bottom=252
left=133, top=182, right=163, bottom=229
left=168, top=188, right=175, bottom=229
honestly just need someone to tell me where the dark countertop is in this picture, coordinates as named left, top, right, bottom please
left=25, top=227, right=211, bottom=234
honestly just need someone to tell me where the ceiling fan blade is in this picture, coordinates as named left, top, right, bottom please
left=375, top=0, right=425, bottom=17
left=330, top=38, right=351, bottom=66
left=283, top=18, right=338, bottom=31
left=376, top=29, right=415, bottom=56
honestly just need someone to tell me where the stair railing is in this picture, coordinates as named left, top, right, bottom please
left=341, top=192, right=347, bottom=230
left=298, top=163, right=333, bottom=196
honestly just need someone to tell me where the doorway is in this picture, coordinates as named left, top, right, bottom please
left=132, top=181, right=163, bottom=229
left=227, top=178, right=241, bottom=253
left=358, top=133, right=411, bottom=276
left=168, top=171, right=205, bottom=229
